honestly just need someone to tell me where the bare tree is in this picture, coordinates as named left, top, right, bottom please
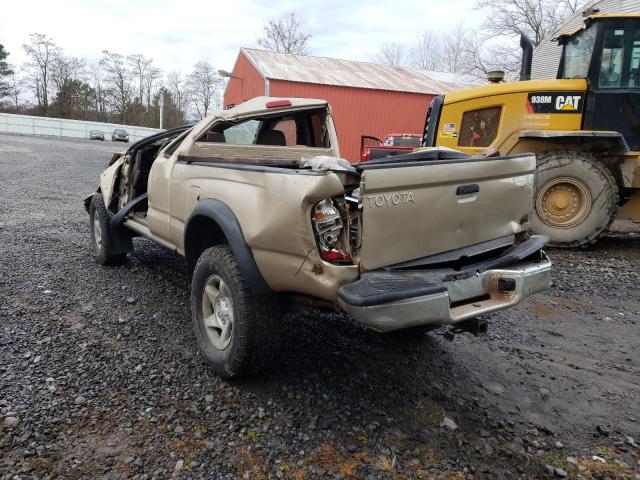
left=100, top=50, right=132, bottom=123
left=23, top=33, right=61, bottom=114
left=187, top=61, right=224, bottom=119
left=49, top=54, right=87, bottom=117
left=409, top=30, right=444, bottom=71
left=167, top=71, right=187, bottom=114
left=127, top=54, right=153, bottom=123
left=462, top=32, right=521, bottom=79
left=144, top=66, right=162, bottom=109
left=127, top=54, right=151, bottom=103
left=258, top=11, right=311, bottom=54
left=475, top=0, right=587, bottom=47
left=375, top=42, right=407, bottom=67
left=7, top=70, right=22, bottom=111
left=442, top=23, right=472, bottom=74
left=50, top=55, right=84, bottom=94
left=88, top=62, right=107, bottom=121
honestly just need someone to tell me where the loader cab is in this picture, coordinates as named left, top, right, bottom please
left=558, top=15, right=640, bottom=149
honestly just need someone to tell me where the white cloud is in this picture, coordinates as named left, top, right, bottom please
left=0, top=0, right=482, bottom=74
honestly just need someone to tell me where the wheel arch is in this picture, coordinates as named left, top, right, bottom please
left=505, top=131, right=629, bottom=190
left=184, top=199, right=271, bottom=293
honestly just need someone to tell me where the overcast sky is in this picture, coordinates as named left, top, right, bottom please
left=1, top=0, right=484, bottom=74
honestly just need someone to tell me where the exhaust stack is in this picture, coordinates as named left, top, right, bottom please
left=519, top=34, right=533, bottom=81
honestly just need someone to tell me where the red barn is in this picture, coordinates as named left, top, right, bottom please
left=223, top=48, right=476, bottom=162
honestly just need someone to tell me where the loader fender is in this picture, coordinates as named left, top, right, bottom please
left=505, top=130, right=629, bottom=155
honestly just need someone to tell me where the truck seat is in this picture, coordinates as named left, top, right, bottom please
left=257, top=129, right=286, bottom=146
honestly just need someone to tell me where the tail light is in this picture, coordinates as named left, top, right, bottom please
left=266, top=100, right=292, bottom=108
left=312, top=199, right=352, bottom=263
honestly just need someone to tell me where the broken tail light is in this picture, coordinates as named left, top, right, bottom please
left=312, top=199, right=352, bottom=263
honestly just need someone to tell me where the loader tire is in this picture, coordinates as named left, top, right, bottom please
left=530, top=150, right=619, bottom=248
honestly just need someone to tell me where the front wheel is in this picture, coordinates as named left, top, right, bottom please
left=529, top=150, right=619, bottom=248
left=191, top=245, right=281, bottom=378
left=89, top=193, right=127, bottom=265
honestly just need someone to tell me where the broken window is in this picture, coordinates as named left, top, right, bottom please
left=200, top=109, right=330, bottom=148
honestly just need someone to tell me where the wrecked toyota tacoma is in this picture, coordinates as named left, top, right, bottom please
left=84, top=96, right=552, bottom=378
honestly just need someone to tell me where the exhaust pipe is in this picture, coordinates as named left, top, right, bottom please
left=519, top=34, right=533, bottom=81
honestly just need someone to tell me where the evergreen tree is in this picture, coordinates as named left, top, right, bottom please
left=0, top=44, right=14, bottom=101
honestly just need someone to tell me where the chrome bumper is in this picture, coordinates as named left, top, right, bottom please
left=338, top=255, right=552, bottom=332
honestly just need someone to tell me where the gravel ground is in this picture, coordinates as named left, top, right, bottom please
left=1, top=133, right=639, bottom=480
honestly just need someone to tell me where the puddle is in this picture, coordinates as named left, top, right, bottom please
left=531, top=303, right=555, bottom=317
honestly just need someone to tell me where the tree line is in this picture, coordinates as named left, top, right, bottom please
left=373, top=0, right=587, bottom=79
left=0, top=33, right=226, bottom=129
left=0, top=1, right=588, bottom=128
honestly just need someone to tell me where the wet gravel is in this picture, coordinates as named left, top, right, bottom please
left=1, top=133, right=639, bottom=479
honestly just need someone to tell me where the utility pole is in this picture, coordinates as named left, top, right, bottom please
left=159, top=89, right=165, bottom=130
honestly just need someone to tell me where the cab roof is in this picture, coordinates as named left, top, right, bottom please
left=220, top=96, right=328, bottom=119
left=557, top=13, right=640, bottom=41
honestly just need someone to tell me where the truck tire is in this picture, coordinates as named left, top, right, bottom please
left=530, top=150, right=619, bottom=248
left=191, top=245, right=281, bottom=378
left=89, top=193, right=127, bottom=265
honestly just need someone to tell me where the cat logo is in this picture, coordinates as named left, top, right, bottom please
left=526, top=92, right=584, bottom=114
left=555, top=95, right=581, bottom=111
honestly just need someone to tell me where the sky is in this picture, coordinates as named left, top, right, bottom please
left=0, top=0, right=484, bottom=75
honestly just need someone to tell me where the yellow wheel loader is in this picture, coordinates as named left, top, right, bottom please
left=422, top=14, right=640, bottom=247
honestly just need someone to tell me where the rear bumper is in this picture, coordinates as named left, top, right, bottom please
left=338, top=245, right=551, bottom=332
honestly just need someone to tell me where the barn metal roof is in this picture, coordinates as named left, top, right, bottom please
left=242, top=48, right=479, bottom=95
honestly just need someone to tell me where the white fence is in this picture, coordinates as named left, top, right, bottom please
left=0, top=113, right=162, bottom=143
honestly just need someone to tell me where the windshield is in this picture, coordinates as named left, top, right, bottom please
left=560, top=26, right=598, bottom=79
left=115, top=129, right=127, bottom=135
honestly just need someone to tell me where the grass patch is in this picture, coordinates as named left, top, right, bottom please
left=374, top=454, right=396, bottom=472
left=235, top=448, right=269, bottom=480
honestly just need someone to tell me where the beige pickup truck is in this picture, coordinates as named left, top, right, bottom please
left=85, top=96, right=552, bottom=378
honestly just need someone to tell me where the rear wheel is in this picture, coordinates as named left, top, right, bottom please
left=530, top=150, right=619, bottom=248
left=191, top=245, right=281, bottom=378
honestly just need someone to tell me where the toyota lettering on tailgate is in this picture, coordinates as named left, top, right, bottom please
left=364, top=192, right=415, bottom=208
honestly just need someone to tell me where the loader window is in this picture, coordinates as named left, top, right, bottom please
left=630, top=32, right=640, bottom=87
left=560, top=26, right=597, bottom=79
left=458, top=107, right=501, bottom=147
left=598, top=28, right=640, bottom=88
left=599, top=29, right=626, bottom=87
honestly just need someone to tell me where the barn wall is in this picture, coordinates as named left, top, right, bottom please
left=270, top=80, right=433, bottom=162
left=223, top=52, right=266, bottom=108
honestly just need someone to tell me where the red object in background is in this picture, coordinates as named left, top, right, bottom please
left=223, top=51, right=436, bottom=163
left=360, top=133, right=422, bottom=162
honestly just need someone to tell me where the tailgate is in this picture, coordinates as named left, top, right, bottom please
left=357, top=154, right=536, bottom=270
